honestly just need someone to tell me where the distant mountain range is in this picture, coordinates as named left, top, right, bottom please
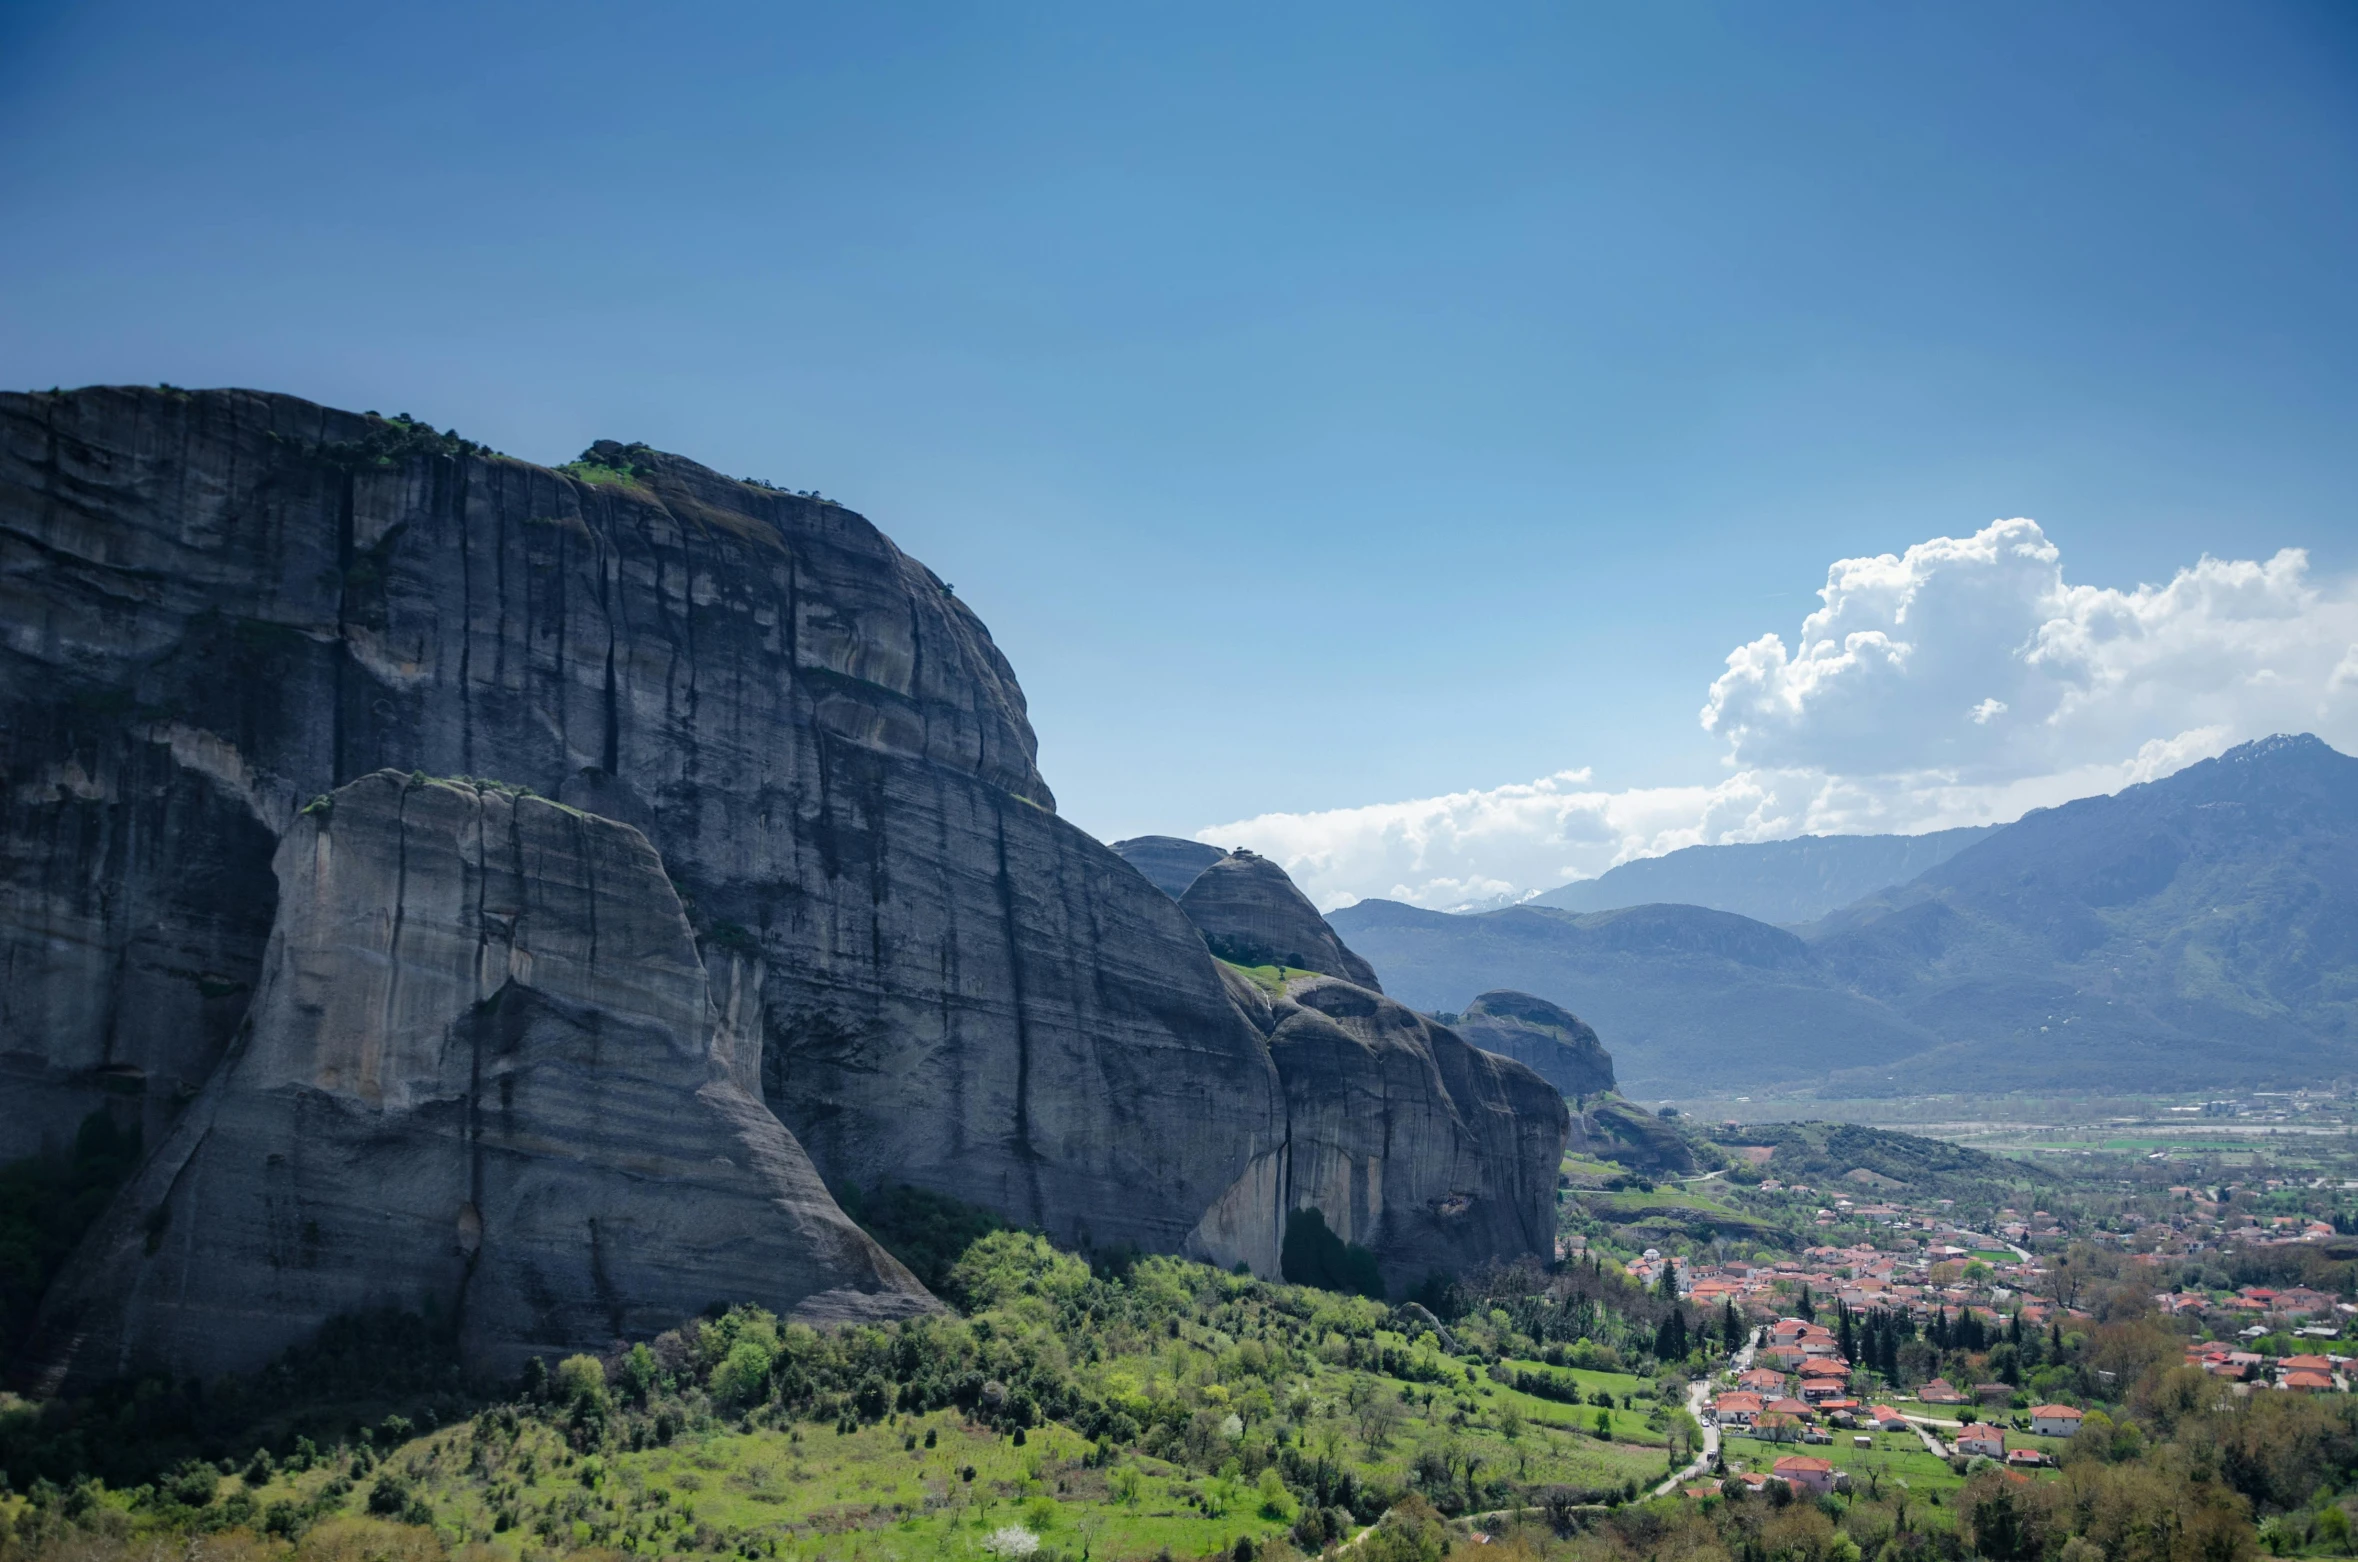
left=1333, top=735, right=2358, bottom=1098
left=1530, top=826, right=1996, bottom=925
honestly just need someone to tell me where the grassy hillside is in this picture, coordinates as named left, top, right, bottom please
left=0, top=1235, right=1693, bottom=1562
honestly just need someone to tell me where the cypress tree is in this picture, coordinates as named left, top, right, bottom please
left=1655, top=1309, right=1689, bottom=1362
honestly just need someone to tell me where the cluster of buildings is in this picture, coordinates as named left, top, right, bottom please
left=1704, top=1315, right=2077, bottom=1473
left=2182, top=1343, right=2349, bottom=1392
left=1656, top=1229, right=2056, bottom=1333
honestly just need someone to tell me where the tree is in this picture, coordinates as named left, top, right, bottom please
left=1350, top=1378, right=1404, bottom=1453
left=556, top=1354, right=607, bottom=1406
left=1654, top=1308, right=1689, bottom=1362
left=1722, top=1298, right=1743, bottom=1351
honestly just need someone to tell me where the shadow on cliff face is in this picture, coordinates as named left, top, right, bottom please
left=831, top=1181, right=1012, bottom=1297
left=1278, top=1207, right=1383, bottom=1300
left=0, top=1112, right=141, bottom=1371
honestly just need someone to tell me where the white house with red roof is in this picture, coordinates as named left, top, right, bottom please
left=2030, top=1404, right=2085, bottom=1437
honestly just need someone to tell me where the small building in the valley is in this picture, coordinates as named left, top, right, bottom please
left=2030, top=1404, right=2086, bottom=1437
left=1773, top=1455, right=1839, bottom=1496
left=1712, top=1392, right=1763, bottom=1427
left=1958, top=1427, right=2006, bottom=1459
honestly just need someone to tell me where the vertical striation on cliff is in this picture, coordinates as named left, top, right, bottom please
left=38, top=772, right=933, bottom=1385
left=0, top=388, right=1284, bottom=1266
left=1, top=386, right=1568, bottom=1369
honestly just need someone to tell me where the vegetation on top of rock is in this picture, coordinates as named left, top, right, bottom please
left=317, top=413, right=498, bottom=469
left=1216, top=958, right=1325, bottom=998
left=557, top=441, right=658, bottom=488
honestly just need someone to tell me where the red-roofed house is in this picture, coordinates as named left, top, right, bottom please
left=1712, top=1393, right=1763, bottom=1427
left=1773, top=1455, right=1838, bottom=1496
left=2030, top=1405, right=2085, bottom=1437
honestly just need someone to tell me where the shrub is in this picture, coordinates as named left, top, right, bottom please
left=555, top=1355, right=606, bottom=1405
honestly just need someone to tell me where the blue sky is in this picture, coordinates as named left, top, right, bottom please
left=5, top=3, right=2355, bottom=881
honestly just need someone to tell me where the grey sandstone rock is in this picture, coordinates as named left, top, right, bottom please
left=36, top=771, right=933, bottom=1385
left=0, top=387, right=1284, bottom=1272
left=0, top=386, right=1566, bottom=1370
left=1176, top=850, right=1382, bottom=989
left=1110, top=834, right=1226, bottom=901
left=1213, top=967, right=1568, bottom=1293
left=1450, top=990, right=1617, bottom=1098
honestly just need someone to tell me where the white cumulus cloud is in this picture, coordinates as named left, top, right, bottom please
left=1200, top=520, right=2358, bottom=911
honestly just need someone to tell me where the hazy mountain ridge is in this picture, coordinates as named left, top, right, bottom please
left=1532, top=825, right=1998, bottom=925
left=1339, top=735, right=2358, bottom=1096
left=1329, top=898, right=1937, bottom=1097
left=1807, top=733, right=2358, bottom=1090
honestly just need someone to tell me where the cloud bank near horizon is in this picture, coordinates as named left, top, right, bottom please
left=1199, top=520, right=2358, bottom=911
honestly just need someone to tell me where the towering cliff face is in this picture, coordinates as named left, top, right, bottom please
left=2, top=386, right=1566, bottom=1366
left=1450, top=991, right=1616, bottom=1098
left=1210, top=969, right=1567, bottom=1292
left=0, top=388, right=1283, bottom=1266
left=38, top=772, right=932, bottom=1384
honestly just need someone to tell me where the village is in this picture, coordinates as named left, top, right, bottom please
left=1562, top=1159, right=2358, bottom=1497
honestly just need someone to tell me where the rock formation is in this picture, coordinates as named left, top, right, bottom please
left=1134, top=849, right=1565, bottom=1290
left=1449, top=990, right=1616, bottom=1098
left=1110, top=835, right=1225, bottom=901
left=1174, top=851, right=1383, bottom=989
left=39, top=772, right=933, bottom=1384
left=1211, top=969, right=1567, bottom=1292
left=0, top=386, right=1566, bottom=1372
left=0, top=389, right=1283, bottom=1263
left=1565, top=1097, right=1698, bottom=1177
